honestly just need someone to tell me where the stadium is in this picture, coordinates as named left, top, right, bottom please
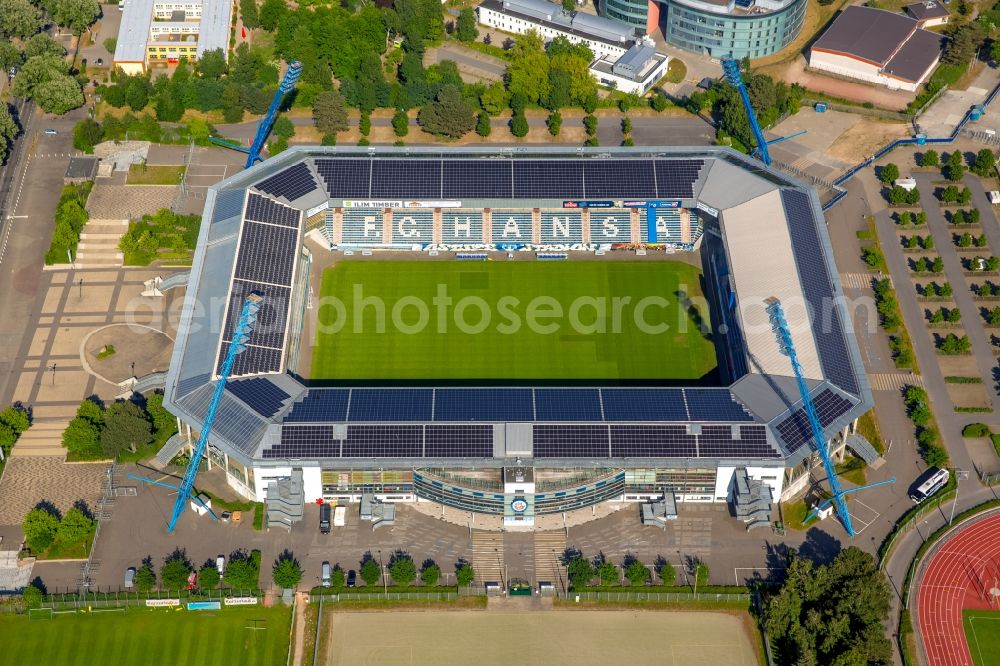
left=162, top=145, right=871, bottom=530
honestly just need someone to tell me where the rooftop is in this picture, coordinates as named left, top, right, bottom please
left=904, top=0, right=949, bottom=20
left=883, top=27, right=944, bottom=82
left=479, top=0, right=637, bottom=47
left=811, top=5, right=917, bottom=65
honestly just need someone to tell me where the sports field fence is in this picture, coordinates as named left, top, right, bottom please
left=2, top=589, right=263, bottom=614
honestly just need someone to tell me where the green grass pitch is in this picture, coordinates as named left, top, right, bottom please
left=0, top=606, right=291, bottom=666
left=964, top=609, right=1000, bottom=666
left=310, top=261, right=717, bottom=381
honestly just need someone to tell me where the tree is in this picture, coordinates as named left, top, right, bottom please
left=22, top=507, right=60, bottom=553
left=34, top=77, right=84, bottom=115
left=134, top=562, right=156, bottom=592
left=480, top=82, right=508, bottom=115
left=946, top=151, right=966, bottom=181
left=919, top=150, right=939, bottom=167
left=506, top=32, right=550, bottom=105
left=313, top=91, right=348, bottom=135
left=960, top=232, right=973, bottom=248
left=388, top=551, right=417, bottom=586
left=258, top=0, right=286, bottom=31
left=622, top=116, right=632, bottom=135
left=924, top=444, right=949, bottom=467
left=0, top=103, right=19, bottom=162
left=990, top=307, right=1000, bottom=326
left=932, top=256, right=944, bottom=273
left=694, top=561, right=710, bottom=586
left=420, top=561, right=441, bottom=587
left=197, top=48, right=226, bottom=79
left=160, top=550, right=193, bottom=590
left=596, top=560, right=618, bottom=585
left=224, top=551, right=260, bottom=590
left=0, top=42, right=22, bottom=74
left=765, top=547, right=891, bottom=666
left=583, top=114, right=597, bottom=136
left=26, top=34, right=64, bottom=60
left=198, top=563, right=220, bottom=589
left=272, top=551, right=303, bottom=590
left=418, top=85, right=474, bottom=139
left=0, top=406, right=29, bottom=434
left=61, top=417, right=101, bottom=457
left=657, top=561, right=676, bottom=586
left=456, top=8, right=477, bottom=42
left=546, top=111, right=562, bottom=137
left=49, top=0, right=100, bottom=35
left=72, top=118, right=103, bottom=153
left=330, top=566, right=346, bottom=589
left=272, top=116, right=294, bottom=139
left=947, top=307, right=962, bottom=323
left=880, top=162, right=899, bottom=184
left=959, top=187, right=972, bottom=204
left=476, top=111, right=491, bottom=137
left=562, top=0, right=575, bottom=9
left=973, top=148, right=997, bottom=177
left=56, top=507, right=94, bottom=545
left=456, top=562, right=475, bottom=587
left=392, top=110, right=409, bottom=138
left=624, top=559, right=649, bottom=586
left=0, top=0, right=43, bottom=40
left=100, top=400, right=152, bottom=456
left=240, top=0, right=259, bottom=29
left=566, top=555, right=594, bottom=589
left=221, top=84, right=244, bottom=123
left=360, top=554, right=381, bottom=587
left=123, top=76, right=152, bottom=112
left=943, top=23, right=985, bottom=66
left=22, top=584, right=42, bottom=609
left=510, top=112, right=529, bottom=138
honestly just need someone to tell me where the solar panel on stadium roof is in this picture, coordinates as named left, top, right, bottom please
left=224, top=345, right=283, bottom=376
left=233, top=222, right=298, bottom=286
left=583, top=161, right=658, bottom=199
left=434, top=388, right=533, bottom=422
left=781, top=189, right=859, bottom=396
left=244, top=193, right=300, bottom=229
left=653, top=159, right=702, bottom=198
left=284, top=390, right=349, bottom=422
left=601, top=389, right=687, bottom=421
left=697, top=424, right=776, bottom=458
left=347, top=389, right=433, bottom=422
left=227, top=377, right=290, bottom=418
left=684, top=389, right=754, bottom=422
left=534, top=389, right=602, bottom=421
left=610, top=425, right=697, bottom=457
left=254, top=162, right=318, bottom=202
left=424, top=425, right=494, bottom=457
left=343, top=425, right=423, bottom=457
left=513, top=160, right=584, bottom=198
left=221, top=281, right=291, bottom=351
left=314, top=159, right=372, bottom=198
left=775, top=389, right=854, bottom=453
left=533, top=425, right=609, bottom=457
left=442, top=160, right=513, bottom=199
left=371, top=159, right=441, bottom=198
left=268, top=425, right=339, bottom=459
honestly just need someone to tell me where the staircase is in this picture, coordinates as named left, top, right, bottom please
left=76, top=219, right=128, bottom=267
left=471, top=530, right=504, bottom=586
left=846, top=434, right=884, bottom=468
left=729, top=468, right=774, bottom=531
left=154, top=433, right=186, bottom=468
left=10, top=419, right=69, bottom=457
left=533, top=531, right=566, bottom=594
left=265, top=469, right=304, bottom=530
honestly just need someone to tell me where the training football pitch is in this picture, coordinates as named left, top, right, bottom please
left=323, top=609, right=759, bottom=665
left=964, top=609, right=1000, bottom=666
left=310, top=261, right=717, bottom=381
left=0, top=606, right=291, bottom=666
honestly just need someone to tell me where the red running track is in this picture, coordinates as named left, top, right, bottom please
left=916, top=514, right=1000, bottom=666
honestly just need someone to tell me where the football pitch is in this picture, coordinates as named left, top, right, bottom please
left=0, top=606, right=291, bottom=666
left=964, top=609, right=1000, bottom=666
left=310, top=261, right=717, bottom=381
left=324, top=609, right=759, bottom=665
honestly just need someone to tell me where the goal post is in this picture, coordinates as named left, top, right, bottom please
left=28, top=608, right=53, bottom=620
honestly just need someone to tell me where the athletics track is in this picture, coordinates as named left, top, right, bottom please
left=916, top=513, right=1000, bottom=665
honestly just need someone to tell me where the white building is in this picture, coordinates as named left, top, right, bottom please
left=808, top=5, right=943, bottom=92
left=477, top=0, right=669, bottom=94
left=113, top=0, right=232, bottom=74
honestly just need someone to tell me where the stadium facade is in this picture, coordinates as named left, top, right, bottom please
left=163, top=146, right=871, bottom=530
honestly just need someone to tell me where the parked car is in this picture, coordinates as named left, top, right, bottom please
left=216, top=555, right=225, bottom=575
left=43, top=129, right=57, bottom=135
left=124, top=567, right=136, bottom=590
left=321, top=562, right=331, bottom=587
left=95, top=58, right=103, bottom=66
left=347, top=570, right=356, bottom=588
left=319, top=504, right=331, bottom=533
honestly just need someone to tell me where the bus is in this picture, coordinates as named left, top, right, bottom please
left=909, top=468, right=950, bottom=503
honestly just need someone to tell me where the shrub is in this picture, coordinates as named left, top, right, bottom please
left=962, top=423, right=990, bottom=437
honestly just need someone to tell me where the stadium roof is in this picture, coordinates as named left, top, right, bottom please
left=164, top=146, right=871, bottom=471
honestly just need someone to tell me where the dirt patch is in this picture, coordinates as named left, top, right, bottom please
left=946, top=383, right=992, bottom=409
left=826, top=119, right=911, bottom=162
left=936, top=354, right=981, bottom=376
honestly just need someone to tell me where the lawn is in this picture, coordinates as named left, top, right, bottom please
left=310, top=261, right=717, bottom=381
left=127, top=164, right=186, bottom=185
left=964, top=609, right=1000, bottom=666
left=0, top=606, right=291, bottom=666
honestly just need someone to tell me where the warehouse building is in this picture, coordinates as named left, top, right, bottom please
left=113, top=0, right=233, bottom=74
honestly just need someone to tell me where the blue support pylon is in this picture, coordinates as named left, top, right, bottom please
left=766, top=298, right=894, bottom=537
left=129, top=293, right=264, bottom=532
left=208, top=60, right=302, bottom=170
left=721, top=57, right=807, bottom=168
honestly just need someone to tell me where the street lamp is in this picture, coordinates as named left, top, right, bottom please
left=78, top=278, right=83, bottom=299
left=378, top=549, right=386, bottom=594
left=130, top=361, right=135, bottom=378
left=49, top=363, right=56, bottom=386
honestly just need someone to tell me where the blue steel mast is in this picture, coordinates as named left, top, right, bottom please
left=209, top=61, right=303, bottom=169
left=130, top=293, right=264, bottom=532
left=766, top=299, right=896, bottom=536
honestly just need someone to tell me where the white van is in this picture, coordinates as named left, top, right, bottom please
left=216, top=555, right=225, bottom=575
left=334, top=506, right=346, bottom=527
left=124, top=567, right=136, bottom=589
left=321, top=562, right=331, bottom=587
left=909, top=468, right=950, bottom=503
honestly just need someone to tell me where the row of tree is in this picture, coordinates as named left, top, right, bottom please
left=903, top=385, right=949, bottom=466
left=1, top=14, right=89, bottom=115
left=0, top=0, right=98, bottom=40
left=130, top=548, right=263, bottom=593
left=22, top=502, right=95, bottom=555
left=61, top=392, right=173, bottom=460
left=346, top=550, right=475, bottom=588
left=561, top=549, right=707, bottom=590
